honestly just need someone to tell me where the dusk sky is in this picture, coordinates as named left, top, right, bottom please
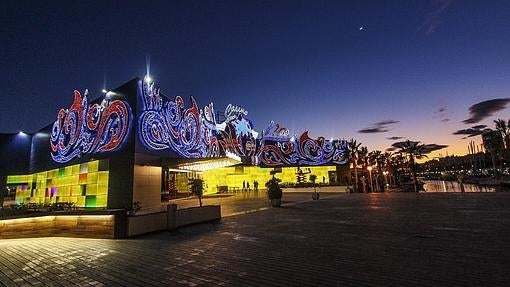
left=2, top=0, right=510, bottom=158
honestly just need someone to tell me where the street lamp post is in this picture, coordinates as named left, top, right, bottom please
left=383, top=171, right=389, bottom=188
left=367, top=166, right=373, bottom=192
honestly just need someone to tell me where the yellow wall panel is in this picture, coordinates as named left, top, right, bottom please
left=76, top=196, right=85, bottom=206
left=65, top=166, right=73, bottom=176
left=87, top=184, right=97, bottom=195
left=201, top=165, right=337, bottom=194
left=71, top=174, right=79, bottom=185
left=70, top=185, right=80, bottom=196
left=96, top=195, right=107, bottom=207
left=97, top=184, right=107, bottom=195
left=36, top=189, right=45, bottom=197
left=98, top=172, right=108, bottom=184
left=10, top=160, right=108, bottom=208
left=88, top=161, right=98, bottom=172
left=60, top=186, right=70, bottom=197
left=87, top=172, right=98, bottom=184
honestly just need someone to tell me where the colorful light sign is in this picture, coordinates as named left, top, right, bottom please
left=258, top=122, right=349, bottom=167
left=50, top=90, right=131, bottom=163
left=138, top=80, right=258, bottom=159
left=139, top=80, right=348, bottom=166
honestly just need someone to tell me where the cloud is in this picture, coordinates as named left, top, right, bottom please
left=435, top=106, right=447, bottom=114
left=418, top=0, right=454, bottom=35
left=385, top=147, right=398, bottom=152
left=391, top=140, right=448, bottom=154
left=423, top=144, right=449, bottom=153
left=387, top=136, right=404, bottom=140
left=358, top=127, right=388, bottom=133
left=434, top=106, right=451, bottom=123
left=374, top=120, right=399, bottom=126
left=453, top=128, right=484, bottom=137
left=453, top=124, right=490, bottom=138
left=391, top=141, right=420, bottom=149
left=357, top=119, right=399, bottom=134
left=462, top=98, right=510, bottom=124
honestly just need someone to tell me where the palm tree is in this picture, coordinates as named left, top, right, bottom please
left=494, top=119, right=510, bottom=149
left=358, top=146, right=369, bottom=192
left=358, top=146, right=369, bottom=171
left=389, top=152, right=405, bottom=186
left=494, top=119, right=510, bottom=166
left=394, top=140, right=428, bottom=192
left=368, top=150, right=382, bottom=191
left=482, top=130, right=504, bottom=176
left=189, top=178, right=204, bottom=207
left=348, top=139, right=361, bottom=192
left=368, top=150, right=381, bottom=167
left=380, top=152, right=393, bottom=170
left=380, top=152, right=393, bottom=188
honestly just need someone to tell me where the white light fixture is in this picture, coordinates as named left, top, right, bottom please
left=177, top=157, right=241, bottom=172
left=144, top=75, right=152, bottom=83
left=225, top=150, right=242, bottom=162
left=102, top=89, right=108, bottom=94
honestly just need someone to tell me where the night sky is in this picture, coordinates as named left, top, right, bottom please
left=2, top=0, right=510, bottom=157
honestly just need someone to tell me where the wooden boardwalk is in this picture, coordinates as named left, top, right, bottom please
left=1, top=192, right=509, bottom=286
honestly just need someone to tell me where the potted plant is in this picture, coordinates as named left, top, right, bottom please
left=189, top=178, right=204, bottom=207
left=127, top=201, right=141, bottom=216
left=265, top=176, right=282, bottom=207
left=309, top=174, right=320, bottom=200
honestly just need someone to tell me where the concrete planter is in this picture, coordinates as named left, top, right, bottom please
left=127, top=204, right=221, bottom=237
left=174, top=205, right=221, bottom=228
left=127, top=211, right=167, bottom=237
left=0, top=209, right=126, bottom=239
left=0, top=205, right=221, bottom=239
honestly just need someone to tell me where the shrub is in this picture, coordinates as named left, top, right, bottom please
left=127, top=201, right=142, bottom=216
left=265, top=177, right=282, bottom=200
left=189, top=178, right=204, bottom=207
left=0, top=202, right=77, bottom=219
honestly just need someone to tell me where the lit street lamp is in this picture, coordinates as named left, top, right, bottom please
left=367, top=166, right=373, bottom=192
left=383, top=171, right=389, bottom=188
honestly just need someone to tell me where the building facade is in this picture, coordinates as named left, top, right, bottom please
left=1, top=77, right=349, bottom=211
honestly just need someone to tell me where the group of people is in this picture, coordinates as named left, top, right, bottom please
left=242, top=180, right=259, bottom=191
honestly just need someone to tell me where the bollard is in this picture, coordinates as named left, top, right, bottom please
left=167, top=204, right=177, bottom=230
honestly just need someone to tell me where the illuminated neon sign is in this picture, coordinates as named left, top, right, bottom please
left=138, top=81, right=258, bottom=159
left=50, top=90, right=131, bottom=163
left=258, top=121, right=349, bottom=167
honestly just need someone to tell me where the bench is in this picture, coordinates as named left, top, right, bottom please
left=229, top=187, right=241, bottom=193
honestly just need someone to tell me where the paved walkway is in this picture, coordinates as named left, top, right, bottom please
left=1, top=192, right=509, bottom=286
left=168, top=189, right=341, bottom=216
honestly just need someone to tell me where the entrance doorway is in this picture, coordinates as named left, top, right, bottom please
left=161, top=168, right=202, bottom=201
